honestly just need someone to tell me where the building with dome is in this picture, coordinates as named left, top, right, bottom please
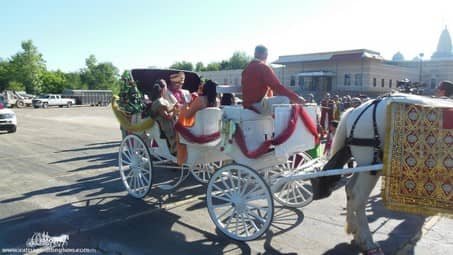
left=392, top=52, right=405, bottom=61
left=200, top=27, right=453, bottom=98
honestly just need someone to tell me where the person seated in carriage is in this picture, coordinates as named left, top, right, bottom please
left=241, top=45, right=305, bottom=115
left=165, top=71, right=192, bottom=108
left=179, top=79, right=219, bottom=121
left=176, top=80, right=219, bottom=165
left=149, top=79, right=177, bottom=154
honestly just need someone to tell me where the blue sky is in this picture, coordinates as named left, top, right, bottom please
left=2, top=0, right=452, bottom=72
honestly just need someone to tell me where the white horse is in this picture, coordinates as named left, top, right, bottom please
left=313, top=93, right=452, bottom=254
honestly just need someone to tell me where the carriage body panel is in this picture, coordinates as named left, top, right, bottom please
left=179, top=107, right=231, bottom=166
left=274, top=104, right=317, bottom=158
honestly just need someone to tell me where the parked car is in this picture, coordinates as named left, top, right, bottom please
left=0, top=97, right=17, bottom=133
left=32, top=94, right=76, bottom=108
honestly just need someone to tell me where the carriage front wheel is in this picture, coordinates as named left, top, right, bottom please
left=206, top=164, right=273, bottom=241
left=119, top=134, right=153, bottom=198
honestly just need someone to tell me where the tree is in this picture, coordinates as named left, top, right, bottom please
left=0, top=60, right=10, bottom=91
left=219, top=60, right=230, bottom=70
left=169, top=61, right=194, bottom=71
left=8, top=40, right=46, bottom=94
left=80, top=55, right=98, bottom=90
left=80, top=55, right=120, bottom=91
left=93, top=62, right=120, bottom=90
left=65, top=72, right=86, bottom=90
left=41, top=70, right=66, bottom=93
left=170, top=51, right=251, bottom=72
left=6, top=81, right=25, bottom=91
left=195, top=62, right=206, bottom=72
left=228, top=51, right=250, bottom=69
left=205, top=62, right=220, bottom=71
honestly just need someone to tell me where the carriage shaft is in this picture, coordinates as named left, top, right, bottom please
left=271, top=164, right=383, bottom=193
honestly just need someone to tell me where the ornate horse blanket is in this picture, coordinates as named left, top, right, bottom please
left=382, top=102, right=453, bottom=216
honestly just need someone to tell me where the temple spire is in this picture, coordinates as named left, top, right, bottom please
left=432, top=26, right=453, bottom=59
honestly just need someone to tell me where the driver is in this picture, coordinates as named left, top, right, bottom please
left=241, top=45, right=305, bottom=115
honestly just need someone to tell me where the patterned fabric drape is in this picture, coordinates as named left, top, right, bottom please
left=382, top=102, right=453, bottom=217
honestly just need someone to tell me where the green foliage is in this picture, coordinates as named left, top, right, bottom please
left=8, top=40, right=47, bottom=94
left=1, top=42, right=120, bottom=95
left=195, top=62, right=206, bottom=72
left=170, top=51, right=251, bottom=72
left=0, top=60, right=10, bottom=91
left=2, top=41, right=253, bottom=97
left=41, top=70, right=67, bottom=94
left=80, top=54, right=120, bottom=91
left=64, top=72, right=87, bottom=90
left=6, top=81, right=25, bottom=91
left=228, top=51, right=250, bottom=69
left=170, top=61, right=194, bottom=71
left=219, top=60, right=230, bottom=70
left=205, top=62, right=220, bottom=71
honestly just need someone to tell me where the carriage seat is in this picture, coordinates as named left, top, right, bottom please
left=222, top=106, right=274, bottom=152
left=178, top=107, right=223, bottom=147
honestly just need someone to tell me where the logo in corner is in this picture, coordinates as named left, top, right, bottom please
left=26, top=232, right=69, bottom=249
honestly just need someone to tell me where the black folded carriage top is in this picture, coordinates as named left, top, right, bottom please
left=131, top=69, right=201, bottom=96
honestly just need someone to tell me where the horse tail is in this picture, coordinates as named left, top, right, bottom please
left=311, top=108, right=354, bottom=200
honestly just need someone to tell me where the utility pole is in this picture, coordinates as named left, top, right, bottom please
left=419, top=53, right=424, bottom=84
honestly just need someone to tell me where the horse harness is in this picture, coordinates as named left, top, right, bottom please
left=346, top=98, right=384, bottom=170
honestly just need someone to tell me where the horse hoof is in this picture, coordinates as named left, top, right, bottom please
left=365, top=247, right=384, bottom=255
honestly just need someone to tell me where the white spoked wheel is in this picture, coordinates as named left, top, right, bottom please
left=266, top=152, right=314, bottom=208
left=190, top=161, right=223, bottom=184
left=207, top=164, right=273, bottom=241
left=119, top=134, right=153, bottom=198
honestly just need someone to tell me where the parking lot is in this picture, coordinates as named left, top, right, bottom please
left=0, top=107, right=451, bottom=255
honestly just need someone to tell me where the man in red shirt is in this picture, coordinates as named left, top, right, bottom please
left=242, top=45, right=305, bottom=115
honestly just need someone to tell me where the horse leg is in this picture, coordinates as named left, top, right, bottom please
left=345, top=173, right=358, bottom=235
left=346, top=173, right=381, bottom=253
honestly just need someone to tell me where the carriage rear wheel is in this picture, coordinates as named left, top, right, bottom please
left=206, top=164, right=273, bottom=241
left=119, top=134, right=153, bottom=198
left=190, top=161, right=223, bottom=184
left=265, top=152, right=315, bottom=208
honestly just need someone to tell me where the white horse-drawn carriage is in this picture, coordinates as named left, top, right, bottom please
left=114, top=69, right=452, bottom=254
left=115, top=69, right=322, bottom=240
